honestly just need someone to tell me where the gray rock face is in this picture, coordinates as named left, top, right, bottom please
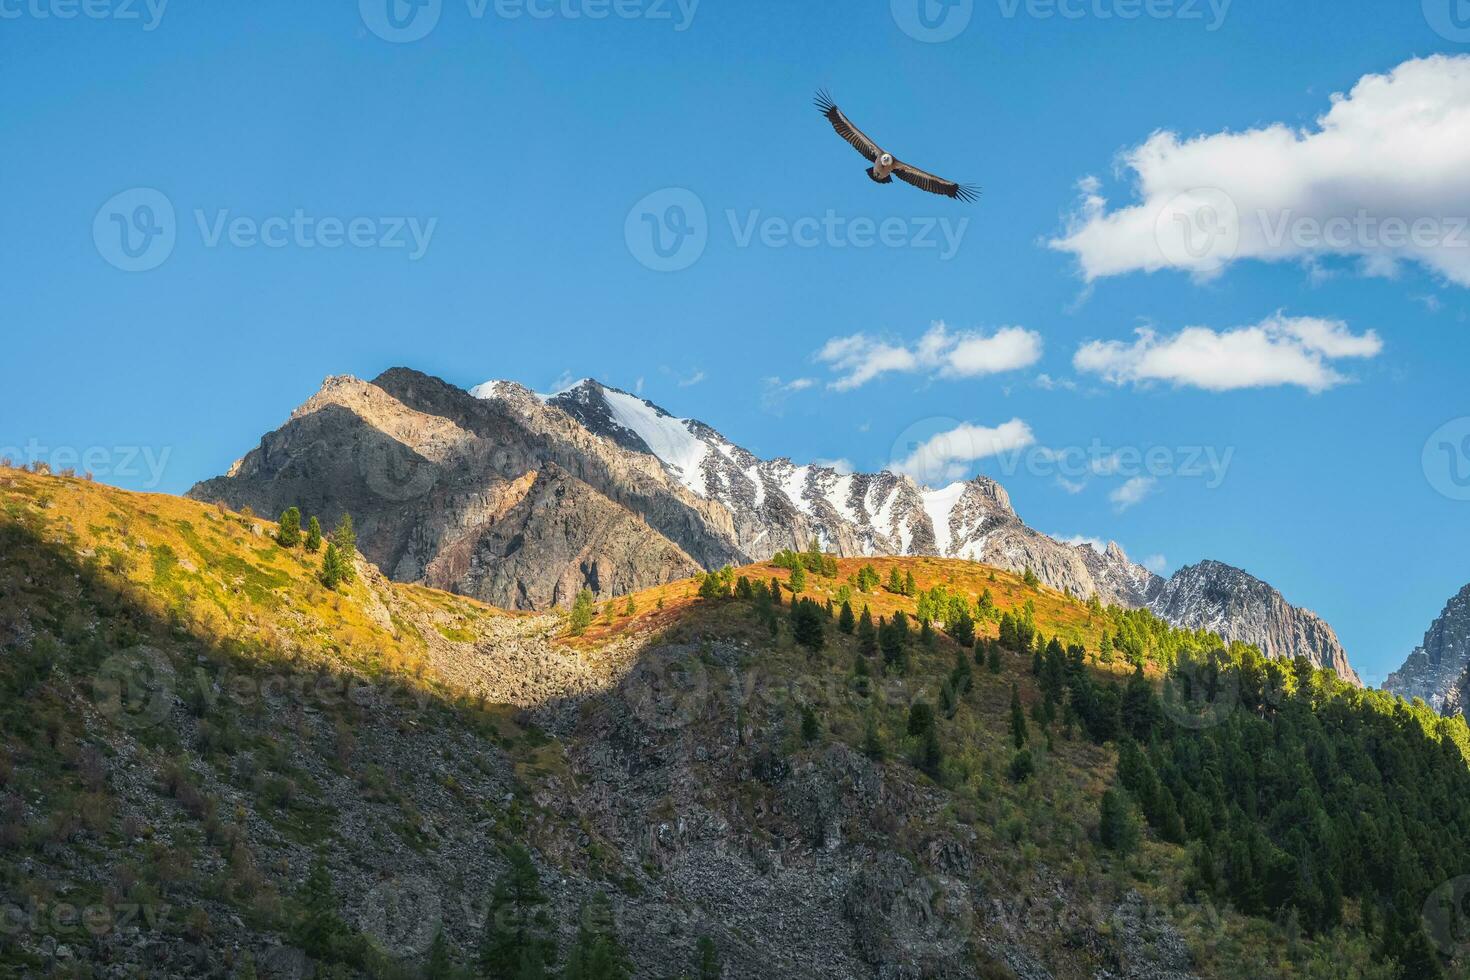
left=189, top=370, right=1358, bottom=681
left=1147, top=561, right=1360, bottom=684
left=1384, top=582, right=1470, bottom=711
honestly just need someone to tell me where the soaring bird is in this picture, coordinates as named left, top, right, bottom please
left=814, top=90, right=979, bottom=202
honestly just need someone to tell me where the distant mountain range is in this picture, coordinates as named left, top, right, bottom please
left=188, top=368, right=1359, bottom=683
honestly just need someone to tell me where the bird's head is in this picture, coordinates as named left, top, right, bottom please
left=879, top=153, right=893, bottom=167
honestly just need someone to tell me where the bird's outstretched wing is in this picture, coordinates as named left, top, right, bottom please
left=814, top=90, right=880, bottom=163
left=891, top=159, right=980, bottom=202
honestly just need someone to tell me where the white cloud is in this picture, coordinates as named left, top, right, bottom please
left=1056, top=534, right=1106, bottom=553
left=1055, top=476, right=1087, bottom=494
left=677, top=370, right=706, bottom=388
left=1142, top=554, right=1168, bottom=574
left=813, top=457, right=854, bottom=474
left=889, top=419, right=1035, bottom=486
left=1074, top=313, right=1381, bottom=393
left=761, top=376, right=818, bottom=413
left=1034, top=373, right=1077, bottom=391
left=817, top=322, right=1043, bottom=390
left=1050, top=55, right=1470, bottom=286
left=1109, top=476, right=1158, bottom=512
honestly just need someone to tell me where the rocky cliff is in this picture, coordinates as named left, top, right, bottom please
left=1384, top=582, right=1470, bottom=711
left=1147, top=560, right=1360, bottom=685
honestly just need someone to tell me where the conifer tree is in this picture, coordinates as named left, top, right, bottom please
left=857, top=607, right=877, bottom=658
left=320, top=542, right=344, bottom=590
left=568, top=589, right=596, bottom=636
left=903, top=570, right=917, bottom=597
left=987, top=641, right=1001, bottom=675
left=800, top=704, right=820, bottom=743
left=792, top=599, right=825, bottom=653
left=886, top=567, right=904, bottom=594
left=695, top=936, right=720, bottom=980
left=1099, top=786, right=1140, bottom=854
left=561, top=893, right=631, bottom=980
left=838, top=600, right=855, bottom=634
left=424, top=928, right=454, bottom=979
left=769, top=577, right=782, bottom=606
left=862, top=707, right=885, bottom=761
left=950, top=611, right=975, bottom=648
left=789, top=563, right=807, bottom=593
left=331, top=514, right=356, bottom=583
left=1010, top=684, right=1028, bottom=749
left=479, top=844, right=555, bottom=979
left=290, top=852, right=347, bottom=961
left=277, top=506, right=302, bottom=547
left=304, top=515, right=322, bottom=553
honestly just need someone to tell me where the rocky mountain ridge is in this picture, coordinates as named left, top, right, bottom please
left=188, top=369, right=1358, bottom=681
left=1385, top=582, right=1470, bottom=711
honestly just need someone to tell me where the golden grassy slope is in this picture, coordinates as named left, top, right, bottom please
left=0, top=468, right=503, bottom=692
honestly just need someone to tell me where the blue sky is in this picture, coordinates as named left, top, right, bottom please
left=4, top=0, right=1469, bottom=684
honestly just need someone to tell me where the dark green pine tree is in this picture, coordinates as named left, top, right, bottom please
left=861, top=707, right=885, bottom=761
left=1099, top=786, right=1140, bottom=854
left=886, top=567, right=904, bottom=594
left=1009, top=684, right=1028, bottom=749
left=919, top=618, right=935, bottom=648
left=856, top=607, right=877, bottom=657
left=903, top=570, right=917, bottom=597
left=423, top=927, right=454, bottom=979
left=792, top=600, right=825, bottom=653
left=838, top=600, right=855, bottom=634
left=987, top=641, right=1002, bottom=675
left=277, top=506, right=302, bottom=547
left=289, top=852, right=347, bottom=962
left=331, top=514, right=357, bottom=582
left=769, top=577, right=782, bottom=606
left=949, top=611, right=975, bottom=648
left=304, top=515, right=322, bottom=553
left=695, top=936, right=721, bottom=980
left=800, top=704, right=820, bottom=743
left=479, top=844, right=556, bottom=979
left=789, top=563, right=807, bottom=593
left=561, top=893, right=631, bottom=980
left=320, top=542, right=344, bottom=590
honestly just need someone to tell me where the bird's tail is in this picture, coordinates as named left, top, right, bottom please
left=866, top=167, right=893, bottom=184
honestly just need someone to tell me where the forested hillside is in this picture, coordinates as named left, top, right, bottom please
left=1, top=467, right=1466, bottom=979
